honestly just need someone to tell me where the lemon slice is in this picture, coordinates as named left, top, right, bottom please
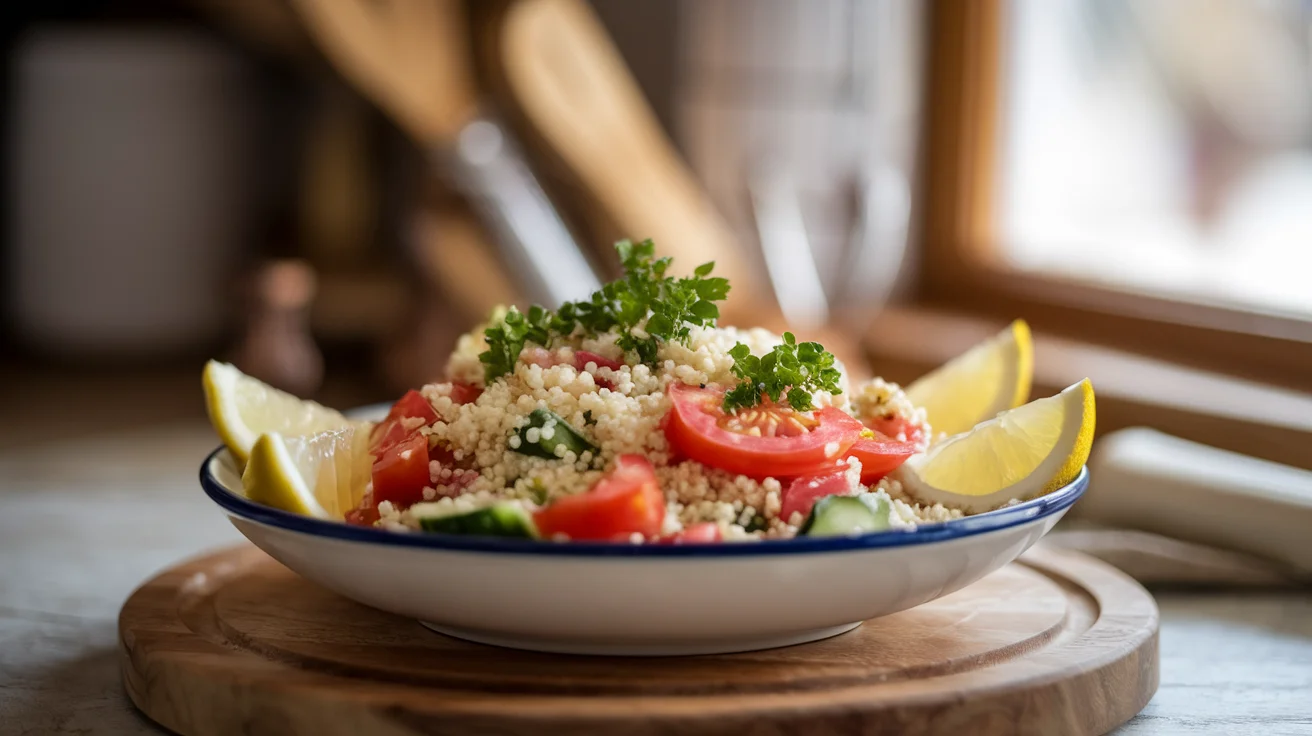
left=242, top=428, right=373, bottom=518
left=203, top=360, right=355, bottom=463
left=895, top=379, right=1095, bottom=513
left=905, top=319, right=1033, bottom=437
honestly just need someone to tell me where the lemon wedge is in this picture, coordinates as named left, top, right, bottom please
left=203, top=360, right=356, bottom=464
left=895, top=379, right=1095, bottom=513
left=905, top=319, right=1033, bottom=437
left=242, top=428, right=373, bottom=518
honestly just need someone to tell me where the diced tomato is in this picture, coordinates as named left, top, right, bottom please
left=371, top=433, right=431, bottom=507
left=781, top=470, right=852, bottom=522
left=659, top=522, right=722, bottom=544
left=664, top=383, right=864, bottom=479
left=369, top=417, right=410, bottom=454
left=574, top=351, right=624, bottom=372
left=448, top=381, right=483, bottom=405
left=344, top=491, right=379, bottom=526
left=345, top=504, right=381, bottom=527
left=428, top=440, right=457, bottom=466
left=533, top=455, right=666, bottom=540
left=574, top=350, right=623, bottom=389
left=371, top=390, right=439, bottom=454
left=388, top=389, right=439, bottom=424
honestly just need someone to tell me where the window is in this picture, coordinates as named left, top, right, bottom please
left=999, top=0, right=1312, bottom=318
left=918, top=0, right=1312, bottom=389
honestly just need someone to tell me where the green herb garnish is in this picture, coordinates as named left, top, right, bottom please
left=479, top=239, right=729, bottom=381
left=478, top=305, right=545, bottom=384
left=722, top=332, right=843, bottom=413
left=476, top=240, right=842, bottom=416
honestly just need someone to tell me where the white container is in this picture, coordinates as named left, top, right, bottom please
left=202, top=446, right=1086, bottom=656
left=8, top=29, right=255, bottom=357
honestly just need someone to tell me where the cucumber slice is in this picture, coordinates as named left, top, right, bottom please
left=416, top=503, right=539, bottom=539
left=512, top=408, right=598, bottom=459
left=799, top=494, right=892, bottom=537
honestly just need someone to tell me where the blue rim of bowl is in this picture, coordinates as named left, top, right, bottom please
left=200, top=446, right=1088, bottom=557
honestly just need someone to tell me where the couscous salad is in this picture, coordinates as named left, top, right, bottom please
left=205, top=241, right=1095, bottom=543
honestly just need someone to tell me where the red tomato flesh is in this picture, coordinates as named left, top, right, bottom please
left=371, top=433, right=431, bottom=507
left=371, top=390, right=440, bottom=454
left=345, top=504, right=381, bottom=527
left=533, top=455, right=666, bottom=540
left=389, top=389, right=439, bottom=423
left=448, top=381, right=483, bottom=405
left=659, top=522, right=722, bottom=544
left=574, top=350, right=623, bottom=389
left=843, top=414, right=921, bottom=483
left=845, top=435, right=917, bottom=484
left=369, top=417, right=409, bottom=454
left=664, top=383, right=863, bottom=479
left=574, top=350, right=624, bottom=372
left=781, top=470, right=852, bottom=522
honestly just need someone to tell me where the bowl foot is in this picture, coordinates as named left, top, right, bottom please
left=418, top=620, right=864, bottom=656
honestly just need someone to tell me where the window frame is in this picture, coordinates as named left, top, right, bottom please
left=917, top=0, right=1312, bottom=391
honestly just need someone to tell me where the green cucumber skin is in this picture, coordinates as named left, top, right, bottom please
left=513, top=408, right=598, bottom=459
left=417, top=505, right=538, bottom=539
left=800, top=495, right=892, bottom=537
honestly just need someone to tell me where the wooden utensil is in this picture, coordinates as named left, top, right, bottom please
left=491, top=0, right=772, bottom=323
left=121, top=543, right=1157, bottom=736
left=287, top=0, right=600, bottom=307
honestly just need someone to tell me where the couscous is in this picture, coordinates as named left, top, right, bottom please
left=349, top=241, right=966, bottom=542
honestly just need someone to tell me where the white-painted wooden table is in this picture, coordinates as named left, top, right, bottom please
left=2, top=424, right=1310, bottom=735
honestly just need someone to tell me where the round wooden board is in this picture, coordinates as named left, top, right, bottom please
left=119, top=543, right=1158, bottom=736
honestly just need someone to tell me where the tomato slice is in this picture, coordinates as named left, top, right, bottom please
left=664, top=383, right=863, bottom=479
left=659, top=522, right=722, bottom=544
left=845, top=435, right=917, bottom=484
left=781, top=470, right=852, bottom=522
left=866, top=414, right=925, bottom=445
left=842, top=414, right=921, bottom=483
left=371, top=433, right=431, bottom=507
left=533, top=455, right=666, bottom=540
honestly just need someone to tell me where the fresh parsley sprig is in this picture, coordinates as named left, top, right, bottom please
left=478, top=239, right=730, bottom=382
left=478, top=305, right=541, bottom=382
left=722, top=332, right=843, bottom=413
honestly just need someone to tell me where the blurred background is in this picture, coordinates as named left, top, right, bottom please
left=3, top=7, right=1311, bottom=730
left=1, top=0, right=1309, bottom=486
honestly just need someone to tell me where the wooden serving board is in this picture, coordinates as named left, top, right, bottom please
left=119, top=544, right=1158, bottom=735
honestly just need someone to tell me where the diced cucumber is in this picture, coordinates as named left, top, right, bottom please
left=416, top=504, right=539, bottom=539
left=799, top=494, right=892, bottom=537
left=511, top=408, right=598, bottom=459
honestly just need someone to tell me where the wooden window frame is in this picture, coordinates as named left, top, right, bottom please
left=917, top=0, right=1312, bottom=391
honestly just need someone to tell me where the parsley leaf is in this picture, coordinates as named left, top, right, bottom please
left=478, top=306, right=530, bottom=384
left=722, top=332, right=844, bottom=413
left=477, top=240, right=732, bottom=380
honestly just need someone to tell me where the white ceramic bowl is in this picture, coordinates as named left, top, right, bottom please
left=201, top=449, right=1086, bottom=656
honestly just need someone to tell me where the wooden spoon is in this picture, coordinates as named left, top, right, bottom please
left=287, top=0, right=600, bottom=307
left=492, top=0, right=771, bottom=323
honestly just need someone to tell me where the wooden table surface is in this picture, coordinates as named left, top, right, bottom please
left=2, top=422, right=1310, bottom=735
